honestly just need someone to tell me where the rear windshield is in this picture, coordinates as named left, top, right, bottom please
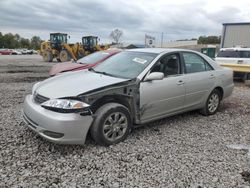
left=217, top=50, right=250, bottom=58
left=77, top=51, right=111, bottom=64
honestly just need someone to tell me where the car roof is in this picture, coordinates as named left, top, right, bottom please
left=105, top=49, right=122, bottom=53
left=220, top=47, right=250, bottom=51
left=127, top=48, right=194, bottom=54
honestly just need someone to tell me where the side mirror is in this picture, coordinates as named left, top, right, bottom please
left=145, top=72, right=164, bottom=81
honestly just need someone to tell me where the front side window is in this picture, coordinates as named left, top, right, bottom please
left=183, top=52, right=212, bottom=73
left=93, top=51, right=157, bottom=79
left=151, top=54, right=181, bottom=77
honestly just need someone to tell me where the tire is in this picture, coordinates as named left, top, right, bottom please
left=77, top=51, right=84, bottom=59
left=200, top=89, right=221, bottom=116
left=59, top=50, right=71, bottom=62
left=90, top=103, right=132, bottom=146
left=43, top=51, right=53, bottom=62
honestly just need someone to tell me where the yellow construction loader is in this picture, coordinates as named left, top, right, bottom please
left=82, top=36, right=109, bottom=54
left=39, top=33, right=109, bottom=62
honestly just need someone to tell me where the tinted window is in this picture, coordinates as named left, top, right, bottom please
left=151, top=54, right=180, bottom=76
left=217, top=51, right=240, bottom=57
left=241, top=51, right=250, bottom=58
left=93, top=51, right=157, bottom=79
left=183, top=52, right=212, bottom=73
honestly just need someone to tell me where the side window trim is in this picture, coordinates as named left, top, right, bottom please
left=205, top=61, right=213, bottom=71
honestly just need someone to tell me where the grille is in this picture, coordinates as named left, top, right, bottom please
left=34, top=93, right=49, bottom=104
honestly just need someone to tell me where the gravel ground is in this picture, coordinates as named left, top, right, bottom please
left=0, top=55, right=250, bottom=187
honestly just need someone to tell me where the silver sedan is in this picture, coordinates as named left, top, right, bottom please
left=23, top=48, right=234, bottom=145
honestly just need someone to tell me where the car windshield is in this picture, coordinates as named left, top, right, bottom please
left=77, top=51, right=112, bottom=64
left=92, top=51, right=157, bottom=79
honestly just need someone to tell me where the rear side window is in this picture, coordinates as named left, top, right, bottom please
left=217, top=50, right=250, bottom=58
left=241, top=51, right=250, bottom=58
left=217, top=51, right=240, bottom=57
left=183, top=52, right=213, bottom=74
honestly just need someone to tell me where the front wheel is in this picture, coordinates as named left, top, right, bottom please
left=200, top=89, right=221, bottom=116
left=90, top=103, right=131, bottom=146
left=43, top=51, right=53, bottom=62
left=59, top=50, right=71, bottom=62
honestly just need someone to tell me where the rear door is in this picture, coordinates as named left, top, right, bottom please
left=182, top=52, right=215, bottom=109
left=240, top=50, right=250, bottom=64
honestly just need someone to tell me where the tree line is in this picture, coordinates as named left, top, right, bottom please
left=198, top=35, right=221, bottom=44
left=0, top=31, right=221, bottom=50
left=0, top=32, right=42, bottom=50
left=177, top=36, right=221, bottom=44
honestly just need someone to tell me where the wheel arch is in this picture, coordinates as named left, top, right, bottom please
left=90, top=95, right=135, bottom=120
left=214, top=86, right=224, bottom=99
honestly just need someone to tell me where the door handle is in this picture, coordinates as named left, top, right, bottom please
left=209, top=74, right=215, bottom=79
left=237, top=60, right=243, bottom=64
left=177, top=80, right=185, bottom=85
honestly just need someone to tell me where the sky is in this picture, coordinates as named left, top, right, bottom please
left=1, top=0, right=250, bottom=45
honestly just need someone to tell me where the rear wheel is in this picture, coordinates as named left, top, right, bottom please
left=59, top=50, right=71, bottom=62
left=77, top=51, right=84, bottom=59
left=90, top=103, right=131, bottom=146
left=200, top=89, right=221, bottom=116
left=43, top=51, right=53, bottom=62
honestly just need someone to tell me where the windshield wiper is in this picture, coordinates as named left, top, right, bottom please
left=88, top=67, right=97, bottom=72
left=88, top=67, right=120, bottom=78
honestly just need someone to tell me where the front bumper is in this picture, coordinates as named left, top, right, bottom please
left=23, top=95, right=93, bottom=145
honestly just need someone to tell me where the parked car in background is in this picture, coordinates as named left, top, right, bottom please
left=49, top=50, right=121, bottom=76
left=20, top=49, right=29, bottom=54
left=31, top=50, right=38, bottom=54
left=0, top=49, right=13, bottom=55
left=215, top=47, right=250, bottom=64
left=11, top=49, right=22, bottom=55
left=215, top=47, right=250, bottom=80
left=23, top=48, right=234, bottom=146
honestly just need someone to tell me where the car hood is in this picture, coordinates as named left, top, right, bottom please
left=49, top=62, right=91, bottom=76
left=35, top=70, right=129, bottom=99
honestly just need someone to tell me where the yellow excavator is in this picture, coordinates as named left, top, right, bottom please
left=39, top=33, right=109, bottom=62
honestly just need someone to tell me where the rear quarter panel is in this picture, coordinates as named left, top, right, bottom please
left=215, top=67, right=234, bottom=99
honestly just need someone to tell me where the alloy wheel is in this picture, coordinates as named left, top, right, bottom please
left=208, top=93, right=219, bottom=113
left=103, top=112, right=128, bottom=142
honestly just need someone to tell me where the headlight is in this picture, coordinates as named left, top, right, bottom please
left=41, top=99, right=90, bottom=113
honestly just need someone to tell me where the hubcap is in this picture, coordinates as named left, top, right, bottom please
left=103, top=112, right=128, bottom=142
left=208, top=93, right=219, bottom=113
left=60, top=51, right=68, bottom=62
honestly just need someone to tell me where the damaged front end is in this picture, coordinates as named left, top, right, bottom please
left=78, top=78, right=142, bottom=124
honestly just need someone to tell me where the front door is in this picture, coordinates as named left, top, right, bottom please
left=140, top=53, right=185, bottom=122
